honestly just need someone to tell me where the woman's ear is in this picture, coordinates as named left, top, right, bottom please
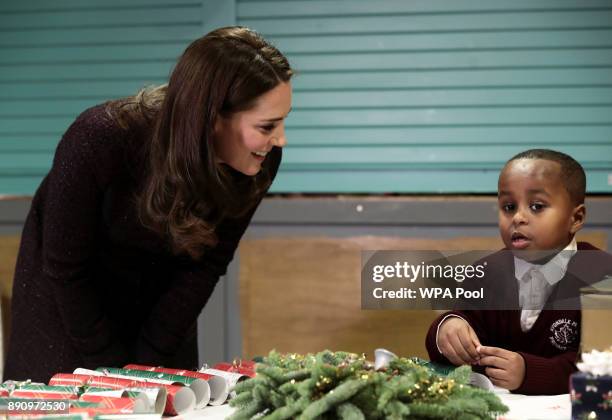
left=570, top=203, right=586, bottom=235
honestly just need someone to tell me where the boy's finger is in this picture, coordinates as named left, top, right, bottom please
left=488, top=376, right=509, bottom=389
left=477, top=345, right=504, bottom=357
left=458, top=331, right=479, bottom=360
left=478, top=355, right=506, bottom=369
left=485, top=367, right=507, bottom=382
left=439, top=342, right=463, bottom=366
left=444, top=350, right=464, bottom=367
left=449, top=335, right=474, bottom=365
left=468, top=327, right=481, bottom=348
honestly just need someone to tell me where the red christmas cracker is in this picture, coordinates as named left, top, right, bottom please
left=49, top=373, right=137, bottom=390
left=70, top=403, right=135, bottom=416
left=79, top=395, right=139, bottom=411
left=124, top=364, right=212, bottom=380
left=70, top=369, right=191, bottom=415
left=99, top=366, right=206, bottom=409
left=130, top=381, right=190, bottom=415
left=124, top=364, right=228, bottom=405
left=213, top=361, right=256, bottom=378
left=87, top=376, right=138, bottom=390
left=49, top=374, right=91, bottom=387
left=10, top=391, right=77, bottom=400
left=11, top=384, right=79, bottom=400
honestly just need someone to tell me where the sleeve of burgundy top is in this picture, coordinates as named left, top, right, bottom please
left=515, top=351, right=577, bottom=395
left=426, top=311, right=578, bottom=395
left=136, top=147, right=283, bottom=364
left=425, top=310, right=490, bottom=365
left=42, top=108, right=128, bottom=367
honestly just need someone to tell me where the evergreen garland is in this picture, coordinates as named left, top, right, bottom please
left=229, top=350, right=508, bottom=419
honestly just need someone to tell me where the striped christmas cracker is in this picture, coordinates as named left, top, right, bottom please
left=98, top=367, right=209, bottom=409
left=71, top=399, right=157, bottom=416
left=50, top=373, right=138, bottom=390
left=74, top=368, right=194, bottom=415
left=10, top=384, right=79, bottom=400
left=209, top=361, right=256, bottom=400
left=200, top=366, right=251, bottom=399
left=81, top=387, right=160, bottom=413
left=50, top=372, right=169, bottom=415
left=123, top=387, right=167, bottom=414
left=79, top=394, right=145, bottom=413
left=130, top=382, right=187, bottom=416
left=20, top=415, right=87, bottom=420
left=49, top=374, right=90, bottom=387
left=213, top=361, right=257, bottom=377
left=124, top=364, right=228, bottom=406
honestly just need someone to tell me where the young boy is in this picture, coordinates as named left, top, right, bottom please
left=425, top=149, right=612, bottom=395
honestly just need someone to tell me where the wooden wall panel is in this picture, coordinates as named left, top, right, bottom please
left=239, top=232, right=607, bottom=360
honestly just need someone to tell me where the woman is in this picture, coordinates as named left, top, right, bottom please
left=4, top=27, right=292, bottom=382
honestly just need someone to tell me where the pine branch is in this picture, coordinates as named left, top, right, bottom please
left=336, top=402, right=365, bottom=420
left=298, top=378, right=371, bottom=420
left=230, top=350, right=508, bottom=419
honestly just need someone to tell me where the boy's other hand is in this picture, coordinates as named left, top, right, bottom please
left=477, top=345, right=525, bottom=391
left=437, top=317, right=481, bottom=366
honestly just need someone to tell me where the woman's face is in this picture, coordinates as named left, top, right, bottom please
left=214, top=82, right=292, bottom=176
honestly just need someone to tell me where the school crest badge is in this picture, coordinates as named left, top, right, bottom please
left=549, top=318, right=578, bottom=351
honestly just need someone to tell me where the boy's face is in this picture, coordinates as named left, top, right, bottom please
left=498, top=158, right=585, bottom=260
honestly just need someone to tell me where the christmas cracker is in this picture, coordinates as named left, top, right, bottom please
left=97, top=367, right=209, bottom=409
left=124, top=364, right=228, bottom=406
left=73, top=368, right=194, bottom=415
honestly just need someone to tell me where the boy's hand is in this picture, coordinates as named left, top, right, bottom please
left=437, top=317, right=481, bottom=366
left=477, top=345, right=525, bottom=390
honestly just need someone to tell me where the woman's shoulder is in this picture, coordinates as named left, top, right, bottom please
left=59, top=103, right=128, bottom=152
left=53, top=103, right=143, bottom=186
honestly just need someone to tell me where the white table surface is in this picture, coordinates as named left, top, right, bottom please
left=497, top=393, right=570, bottom=420
left=171, top=392, right=571, bottom=419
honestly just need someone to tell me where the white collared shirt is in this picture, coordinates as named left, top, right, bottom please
left=514, top=237, right=577, bottom=331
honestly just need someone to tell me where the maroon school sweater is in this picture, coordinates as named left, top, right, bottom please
left=425, top=242, right=612, bottom=395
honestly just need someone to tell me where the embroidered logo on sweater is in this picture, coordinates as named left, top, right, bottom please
left=549, top=318, right=578, bottom=350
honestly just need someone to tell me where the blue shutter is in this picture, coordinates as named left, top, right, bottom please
left=2, top=0, right=611, bottom=194
left=238, top=0, right=612, bottom=193
left=0, top=0, right=210, bottom=195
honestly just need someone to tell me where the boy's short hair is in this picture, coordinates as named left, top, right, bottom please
left=506, top=149, right=586, bottom=205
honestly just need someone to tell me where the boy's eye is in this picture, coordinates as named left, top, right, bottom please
left=259, top=124, right=275, bottom=133
left=501, top=203, right=516, bottom=212
left=530, top=203, right=546, bottom=212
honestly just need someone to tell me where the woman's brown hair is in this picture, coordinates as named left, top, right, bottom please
left=106, top=27, right=292, bottom=259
